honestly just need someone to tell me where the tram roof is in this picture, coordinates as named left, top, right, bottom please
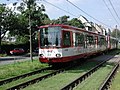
left=38, top=24, right=106, bottom=36
left=38, top=24, right=79, bottom=29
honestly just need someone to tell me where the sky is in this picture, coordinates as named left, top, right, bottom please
left=0, top=0, right=120, bottom=29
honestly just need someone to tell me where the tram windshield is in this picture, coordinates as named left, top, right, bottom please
left=40, top=26, right=61, bottom=48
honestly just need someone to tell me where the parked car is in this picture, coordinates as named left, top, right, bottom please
left=10, top=48, right=25, bottom=55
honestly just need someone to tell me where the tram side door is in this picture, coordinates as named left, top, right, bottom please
left=62, top=30, right=73, bottom=56
left=62, top=30, right=73, bottom=48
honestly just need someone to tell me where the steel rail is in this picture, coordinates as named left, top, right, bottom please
left=99, top=62, right=119, bottom=90
left=7, top=70, right=64, bottom=90
left=0, top=67, right=51, bottom=86
left=6, top=64, right=76, bottom=90
left=61, top=60, right=107, bottom=90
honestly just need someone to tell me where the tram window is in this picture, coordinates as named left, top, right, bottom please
left=86, top=35, right=94, bottom=45
left=40, top=27, right=61, bottom=47
left=63, top=31, right=71, bottom=47
left=100, top=37, right=105, bottom=46
left=75, top=33, right=84, bottom=47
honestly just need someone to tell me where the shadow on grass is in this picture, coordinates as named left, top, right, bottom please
left=66, top=61, right=115, bottom=74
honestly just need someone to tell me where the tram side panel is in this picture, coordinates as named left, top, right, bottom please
left=38, top=24, right=117, bottom=64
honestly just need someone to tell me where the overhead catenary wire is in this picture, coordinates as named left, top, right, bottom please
left=42, top=0, right=78, bottom=17
left=108, top=0, right=120, bottom=22
left=102, top=0, right=120, bottom=26
left=66, top=0, right=112, bottom=28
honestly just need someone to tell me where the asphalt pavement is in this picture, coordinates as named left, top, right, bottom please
left=0, top=54, right=39, bottom=65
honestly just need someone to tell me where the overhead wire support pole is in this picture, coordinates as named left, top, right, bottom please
left=115, top=25, right=118, bottom=48
left=115, top=25, right=118, bottom=39
left=29, top=14, right=33, bottom=61
left=28, top=3, right=33, bottom=62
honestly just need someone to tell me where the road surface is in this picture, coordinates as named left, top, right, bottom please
left=0, top=55, right=39, bottom=65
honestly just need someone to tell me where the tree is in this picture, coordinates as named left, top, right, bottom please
left=16, top=0, right=50, bottom=37
left=1, top=0, right=50, bottom=55
left=68, top=18, right=85, bottom=28
left=4, top=0, right=50, bottom=44
left=16, top=35, right=29, bottom=44
left=51, top=16, right=84, bottom=28
left=59, top=15, right=69, bottom=24
left=0, top=4, right=6, bottom=52
left=0, top=3, right=18, bottom=52
left=17, top=0, right=50, bottom=61
left=51, top=15, right=69, bottom=24
left=111, top=28, right=120, bottom=39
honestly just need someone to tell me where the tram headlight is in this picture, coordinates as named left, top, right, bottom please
left=40, top=54, right=43, bottom=57
left=56, top=54, right=61, bottom=57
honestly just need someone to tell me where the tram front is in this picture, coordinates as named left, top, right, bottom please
left=38, top=25, right=62, bottom=63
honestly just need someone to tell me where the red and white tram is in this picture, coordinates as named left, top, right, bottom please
left=38, top=24, right=118, bottom=64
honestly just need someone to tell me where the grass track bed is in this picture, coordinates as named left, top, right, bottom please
left=106, top=49, right=120, bottom=55
left=0, top=71, right=51, bottom=90
left=110, top=67, right=120, bottom=90
left=0, top=59, right=48, bottom=80
left=23, top=61, right=98, bottom=90
left=74, top=63, right=115, bottom=90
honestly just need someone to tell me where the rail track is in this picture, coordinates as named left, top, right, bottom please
left=99, top=61, right=120, bottom=90
left=6, top=60, right=86, bottom=90
left=61, top=57, right=120, bottom=90
left=0, top=57, right=87, bottom=90
left=0, top=67, right=51, bottom=86
left=7, top=69, right=64, bottom=90
left=61, top=60, right=107, bottom=90
left=6, top=56, right=117, bottom=90
left=1, top=50, right=119, bottom=90
left=6, top=65, right=81, bottom=90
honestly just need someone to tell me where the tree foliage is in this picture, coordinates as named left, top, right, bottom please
left=16, top=35, right=29, bottom=44
left=0, top=3, right=19, bottom=51
left=0, top=4, right=17, bottom=39
left=2, top=0, right=119, bottom=48
left=51, top=15, right=84, bottom=28
left=16, top=0, right=50, bottom=42
left=1, top=1, right=84, bottom=47
left=1, top=0, right=50, bottom=45
left=68, top=18, right=85, bottom=28
left=111, top=28, right=120, bottom=39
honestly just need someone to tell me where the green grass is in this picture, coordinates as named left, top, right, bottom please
left=118, top=45, right=120, bottom=49
left=0, top=54, right=7, bottom=57
left=23, top=61, right=98, bottom=90
left=0, top=59, right=48, bottom=80
left=106, top=49, right=120, bottom=55
left=0, top=71, right=51, bottom=90
left=74, top=63, right=114, bottom=90
left=110, top=68, right=120, bottom=90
